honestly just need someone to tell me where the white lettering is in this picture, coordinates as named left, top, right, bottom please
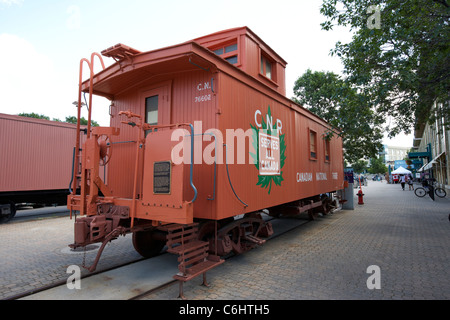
left=254, top=109, right=283, bottom=135
left=203, top=128, right=223, bottom=165
left=179, top=304, right=214, bottom=317
left=254, top=109, right=262, bottom=127
left=366, top=265, right=381, bottom=289
left=266, top=113, right=273, bottom=131
left=316, top=172, right=327, bottom=181
left=171, top=128, right=190, bottom=165
left=277, top=119, right=283, bottom=135
left=197, top=82, right=211, bottom=91
left=194, top=94, right=211, bottom=103
left=66, top=265, right=81, bottom=289
left=226, top=128, right=254, bottom=165
left=297, top=172, right=313, bottom=182
left=258, top=132, right=280, bottom=175
left=367, top=5, right=381, bottom=29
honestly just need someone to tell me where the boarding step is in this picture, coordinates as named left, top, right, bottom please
left=174, top=255, right=224, bottom=281
left=163, top=223, right=200, bottom=251
left=163, top=222, right=225, bottom=299
left=168, top=240, right=208, bottom=255
left=244, top=234, right=266, bottom=245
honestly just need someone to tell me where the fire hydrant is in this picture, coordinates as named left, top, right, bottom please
left=357, top=189, right=365, bottom=205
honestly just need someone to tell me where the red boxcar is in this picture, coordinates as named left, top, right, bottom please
left=68, top=27, right=344, bottom=294
left=0, top=113, right=83, bottom=222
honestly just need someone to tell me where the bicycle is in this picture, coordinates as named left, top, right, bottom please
left=414, top=180, right=447, bottom=198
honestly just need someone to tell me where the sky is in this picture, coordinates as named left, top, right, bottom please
left=0, top=0, right=412, bottom=147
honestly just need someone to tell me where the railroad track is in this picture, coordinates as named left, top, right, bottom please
left=5, top=206, right=70, bottom=224
left=11, top=209, right=339, bottom=300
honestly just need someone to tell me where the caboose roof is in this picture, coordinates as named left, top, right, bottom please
left=80, top=28, right=331, bottom=128
left=82, top=42, right=205, bottom=99
left=82, top=27, right=286, bottom=99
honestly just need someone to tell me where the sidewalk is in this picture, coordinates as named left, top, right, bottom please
left=0, top=215, right=140, bottom=300
left=141, top=181, right=450, bottom=300
left=1, top=181, right=449, bottom=300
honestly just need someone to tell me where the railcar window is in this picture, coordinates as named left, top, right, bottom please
left=213, top=48, right=224, bottom=55
left=265, top=59, right=272, bottom=79
left=225, top=55, right=238, bottom=64
left=146, top=95, right=158, bottom=125
left=324, top=139, right=330, bottom=162
left=224, top=43, right=237, bottom=53
left=210, top=41, right=238, bottom=65
left=309, top=130, right=317, bottom=160
left=260, top=53, right=273, bottom=80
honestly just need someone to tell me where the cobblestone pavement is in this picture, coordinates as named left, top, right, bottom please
left=1, top=181, right=449, bottom=300
left=0, top=213, right=141, bottom=300
left=140, top=181, right=450, bottom=300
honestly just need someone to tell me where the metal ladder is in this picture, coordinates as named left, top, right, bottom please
left=163, top=223, right=224, bottom=299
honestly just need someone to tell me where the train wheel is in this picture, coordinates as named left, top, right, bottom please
left=217, top=217, right=265, bottom=255
left=132, top=229, right=165, bottom=258
left=197, top=221, right=216, bottom=242
left=197, top=219, right=233, bottom=256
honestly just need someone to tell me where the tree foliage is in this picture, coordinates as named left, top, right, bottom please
left=293, top=69, right=384, bottom=164
left=351, top=159, right=368, bottom=173
left=18, top=112, right=50, bottom=120
left=65, top=116, right=99, bottom=127
left=18, top=113, right=99, bottom=127
left=320, top=0, right=450, bottom=136
left=368, top=156, right=387, bottom=174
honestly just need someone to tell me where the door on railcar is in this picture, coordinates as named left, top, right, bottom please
left=140, top=83, right=171, bottom=128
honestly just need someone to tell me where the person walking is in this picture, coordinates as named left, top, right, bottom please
left=400, top=174, right=406, bottom=190
left=407, top=174, right=414, bottom=190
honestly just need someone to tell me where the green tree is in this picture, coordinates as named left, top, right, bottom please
left=368, top=157, right=387, bottom=174
left=351, top=159, right=368, bottom=173
left=293, top=69, right=384, bottom=163
left=17, top=113, right=99, bottom=127
left=320, top=0, right=450, bottom=137
left=65, top=116, right=99, bottom=127
left=18, top=112, right=50, bottom=120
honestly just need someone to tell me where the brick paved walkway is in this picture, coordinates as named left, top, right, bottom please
left=140, top=181, right=450, bottom=300
left=1, top=181, right=449, bottom=300
left=0, top=214, right=140, bottom=299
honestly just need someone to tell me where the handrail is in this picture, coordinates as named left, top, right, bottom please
left=187, top=123, right=198, bottom=203
left=69, top=147, right=76, bottom=194
left=141, top=122, right=198, bottom=203
left=223, top=143, right=248, bottom=207
left=73, top=58, right=91, bottom=205
left=73, top=54, right=106, bottom=216
left=118, top=114, right=198, bottom=205
left=87, top=52, right=106, bottom=139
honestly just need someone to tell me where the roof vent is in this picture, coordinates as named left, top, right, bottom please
left=101, top=43, right=141, bottom=61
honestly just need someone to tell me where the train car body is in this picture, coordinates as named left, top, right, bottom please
left=68, top=27, right=344, bottom=293
left=0, top=113, right=80, bottom=222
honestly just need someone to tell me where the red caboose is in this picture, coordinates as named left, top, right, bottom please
left=68, top=27, right=344, bottom=295
left=0, top=114, right=87, bottom=223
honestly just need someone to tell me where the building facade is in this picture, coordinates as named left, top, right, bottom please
left=409, top=100, right=449, bottom=191
left=380, top=145, right=411, bottom=171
